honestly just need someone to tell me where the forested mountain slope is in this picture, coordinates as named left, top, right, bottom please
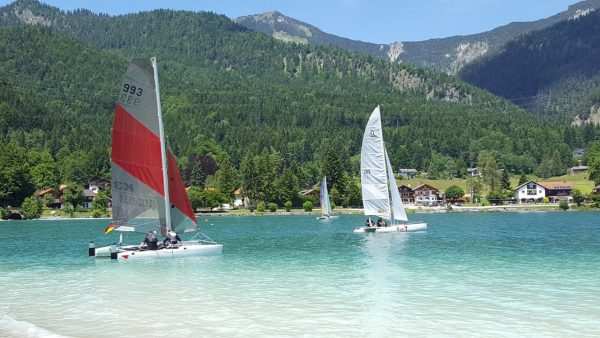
left=0, top=0, right=593, bottom=208
left=459, top=9, right=600, bottom=123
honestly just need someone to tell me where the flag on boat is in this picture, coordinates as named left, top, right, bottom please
left=104, top=223, right=115, bottom=234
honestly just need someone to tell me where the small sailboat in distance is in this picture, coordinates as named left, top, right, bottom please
left=354, top=106, right=427, bottom=233
left=316, top=176, right=338, bottom=220
left=91, top=58, right=222, bottom=259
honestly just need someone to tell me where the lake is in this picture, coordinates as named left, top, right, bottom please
left=1, top=212, right=599, bottom=337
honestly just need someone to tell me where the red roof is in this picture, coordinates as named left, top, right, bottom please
left=35, top=188, right=54, bottom=197
left=413, top=184, right=439, bottom=192
left=540, top=182, right=574, bottom=190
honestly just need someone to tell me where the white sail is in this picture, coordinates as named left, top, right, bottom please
left=320, top=176, right=333, bottom=216
left=385, top=149, right=408, bottom=222
left=360, top=106, right=390, bottom=219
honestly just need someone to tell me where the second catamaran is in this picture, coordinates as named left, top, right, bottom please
left=354, top=106, right=427, bottom=233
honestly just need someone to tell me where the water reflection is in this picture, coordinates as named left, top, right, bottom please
left=359, top=233, right=409, bottom=335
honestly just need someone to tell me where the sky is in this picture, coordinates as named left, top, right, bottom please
left=0, top=0, right=584, bottom=43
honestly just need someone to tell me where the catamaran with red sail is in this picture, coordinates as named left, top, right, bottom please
left=92, top=58, right=222, bottom=259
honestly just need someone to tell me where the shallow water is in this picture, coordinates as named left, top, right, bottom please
left=1, top=212, right=599, bottom=337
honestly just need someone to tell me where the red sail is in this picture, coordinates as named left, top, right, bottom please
left=168, top=151, right=197, bottom=224
left=112, top=103, right=164, bottom=195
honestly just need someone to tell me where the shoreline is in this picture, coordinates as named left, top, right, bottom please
left=22, top=204, right=589, bottom=220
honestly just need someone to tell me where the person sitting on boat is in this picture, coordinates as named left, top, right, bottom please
left=365, top=218, right=374, bottom=227
left=376, top=218, right=387, bottom=227
left=163, top=230, right=182, bottom=248
left=140, top=230, right=158, bottom=250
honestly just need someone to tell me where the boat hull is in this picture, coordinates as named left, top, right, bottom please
left=94, top=241, right=223, bottom=259
left=353, top=222, right=427, bottom=233
left=316, top=215, right=338, bottom=220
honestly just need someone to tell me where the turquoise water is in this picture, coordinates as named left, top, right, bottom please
left=1, top=212, right=599, bottom=337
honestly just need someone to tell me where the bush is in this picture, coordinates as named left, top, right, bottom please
left=21, top=197, right=43, bottom=219
left=559, top=200, right=569, bottom=211
left=284, top=201, right=292, bottom=212
left=268, top=202, right=277, bottom=212
left=592, top=195, right=600, bottom=208
left=63, top=203, right=75, bottom=218
left=303, top=201, right=313, bottom=212
left=91, top=208, right=103, bottom=218
left=256, top=201, right=266, bottom=212
left=543, top=197, right=550, bottom=203
left=0, top=207, right=7, bottom=220
left=445, top=185, right=465, bottom=201
left=572, top=189, right=584, bottom=206
left=486, top=190, right=503, bottom=205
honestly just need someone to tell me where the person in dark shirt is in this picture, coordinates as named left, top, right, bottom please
left=140, top=230, right=158, bottom=250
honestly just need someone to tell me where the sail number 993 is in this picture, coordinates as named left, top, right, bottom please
left=119, top=83, right=144, bottom=106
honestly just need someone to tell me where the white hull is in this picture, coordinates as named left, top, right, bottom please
left=353, top=222, right=427, bottom=233
left=316, top=215, right=338, bottom=220
left=94, top=241, right=223, bottom=259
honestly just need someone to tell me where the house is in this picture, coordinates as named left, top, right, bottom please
left=467, top=168, right=482, bottom=177
left=514, top=181, right=546, bottom=203
left=570, top=166, right=589, bottom=175
left=413, top=184, right=439, bottom=206
left=593, top=185, right=600, bottom=195
left=540, top=182, right=573, bottom=203
left=82, top=188, right=97, bottom=209
left=398, top=169, right=418, bottom=179
left=233, top=188, right=244, bottom=207
left=398, top=185, right=414, bottom=204
left=35, top=188, right=62, bottom=209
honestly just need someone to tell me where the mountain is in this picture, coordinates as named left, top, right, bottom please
left=235, top=11, right=395, bottom=60
left=236, top=1, right=600, bottom=73
left=459, top=8, right=600, bottom=126
left=0, top=0, right=586, bottom=206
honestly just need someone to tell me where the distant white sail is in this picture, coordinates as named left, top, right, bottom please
left=360, top=106, right=391, bottom=219
left=320, top=176, right=333, bottom=216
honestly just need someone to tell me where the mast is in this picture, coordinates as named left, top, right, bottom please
left=152, top=57, right=171, bottom=233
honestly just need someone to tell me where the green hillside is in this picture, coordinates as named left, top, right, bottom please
left=0, top=0, right=593, bottom=209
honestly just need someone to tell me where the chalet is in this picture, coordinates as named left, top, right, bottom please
left=35, top=188, right=62, bottom=209
left=467, top=168, right=482, bottom=177
left=514, top=181, right=573, bottom=203
left=398, top=185, right=414, bottom=204
left=514, top=181, right=546, bottom=203
left=540, top=182, right=573, bottom=203
left=570, top=166, right=589, bottom=175
left=398, top=169, right=418, bottom=179
left=82, top=184, right=100, bottom=209
left=413, top=184, right=439, bottom=206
